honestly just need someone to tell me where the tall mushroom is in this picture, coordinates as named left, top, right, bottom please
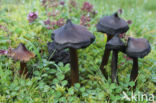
left=106, top=35, right=125, bottom=83
left=125, top=37, right=151, bottom=87
left=96, top=10, right=129, bottom=79
left=52, top=19, right=95, bottom=85
left=7, top=43, right=35, bottom=76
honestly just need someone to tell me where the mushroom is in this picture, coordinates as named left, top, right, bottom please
left=125, top=37, right=151, bottom=86
left=52, top=19, right=95, bottom=85
left=106, top=34, right=125, bottom=83
left=96, top=10, right=129, bottom=79
left=7, top=43, right=35, bottom=76
left=47, top=42, right=70, bottom=65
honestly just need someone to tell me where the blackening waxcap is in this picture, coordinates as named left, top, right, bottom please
left=126, top=37, right=151, bottom=58
left=53, top=19, right=95, bottom=50
left=96, top=12, right=129, bottom=35
left=106, top=35, right=125, bottom=50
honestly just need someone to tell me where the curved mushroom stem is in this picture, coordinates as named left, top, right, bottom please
left=130, top=58, right=138, bottom=81
left=19, top=62, right=28, bottom=76
left=69, top=48, right=79, bottom=86
left=111, top=50, right=119, bottom=84
left=100, top=35, right=113, bottom=79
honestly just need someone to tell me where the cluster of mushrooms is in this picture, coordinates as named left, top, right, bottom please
left=96, top=11, right=151, bottom=88
left=0, top=10, right=151, bottom=88
left=48, top=10, right=151, bottom=87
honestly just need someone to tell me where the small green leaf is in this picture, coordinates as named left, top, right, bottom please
left=26, top=81, right=33, bottom=86
left=55, top=91, right=62, bottom=97
left=80, top=87, right=85, bottom=92
left=129, top=81, right=135, bottom=87
left=49, top=69, right=56, bottom=74
left=52, top=79, right=59, bottom=84
left=68, top=88, right=74, bottom=95
left=110, top=83, right=116, bottom=89
left=74, top=83, right=80, bottom=89
left=57, top=73, right=65, bottom=81
left=61, top=80, right=68, bottom=86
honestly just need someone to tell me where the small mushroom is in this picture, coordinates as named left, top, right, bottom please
left=47, top=42, right=70, bottom=65
left=52, top=19, right=95, bottom=85
left=106, top=34, right=125, bottom=83
left=125, top=37, right=151, bottom=86
left=96, top=10, right=129, bottom=79
left=7, top=43, right=35, bottom=76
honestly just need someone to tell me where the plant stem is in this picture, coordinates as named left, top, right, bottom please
left=19, top=62, right=27, bottom=76
left=111, top=50, right=118, bottom=84
left=100, top=35, right=113, bottom=79
left=69, top=48, right=79, bottom=86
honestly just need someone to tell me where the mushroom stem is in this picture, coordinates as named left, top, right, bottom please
left=100, top=35, right=112, bottom=79
left=19, top=62, right=28, bottom=76
left=69, top=48, right=79, bottom=85
left=111, top=50, right=119, bottom=84
left=130, top=58, right=138, bottom=81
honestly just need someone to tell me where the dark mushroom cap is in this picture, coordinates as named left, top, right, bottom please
left=106, top=35, right=125, bottom=50
left=52, top=19, right=95, bottom=50
left=96, top=12, right=129, bottom=35
left=126, top=37, right=151, bottom=58
left=47, top=42, right=70, bottom=65
left=7, top=43, right=35, bottom=62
